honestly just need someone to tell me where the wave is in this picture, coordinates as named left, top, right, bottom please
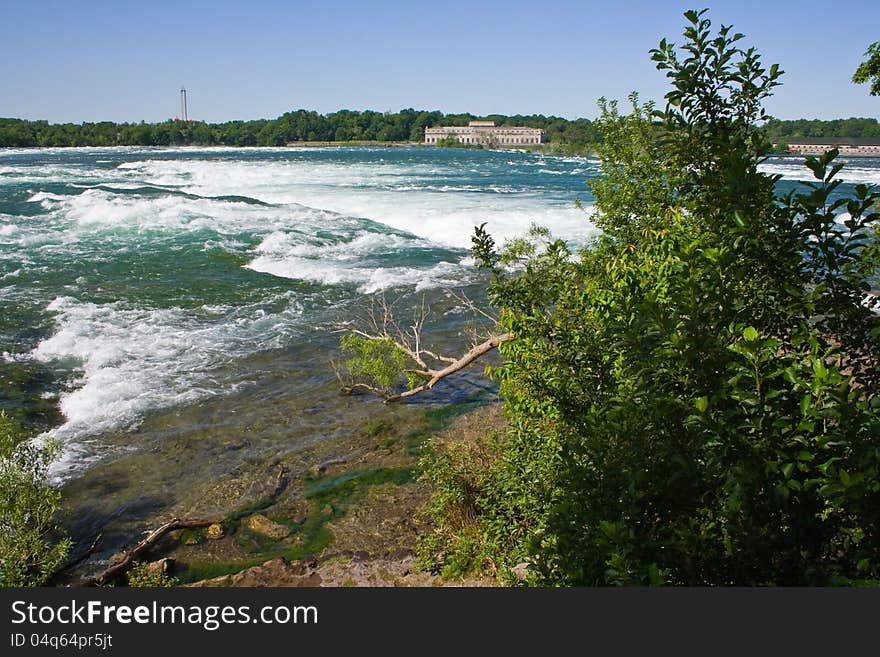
left=248, top=254, right=470, bottom=294
left=24, top=187, right=331, bottom=239
left=245, top=229, right=468, bottom=293
left=0, top=163, right=129, bottom=187
left=18, top=157, right=596, bottom=254
left=110, top=157, right=597, bottom=248
left=31, top=293, right=304, bottom=476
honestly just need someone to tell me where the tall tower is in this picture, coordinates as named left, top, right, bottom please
left=180, top=87, right=188, bottom=121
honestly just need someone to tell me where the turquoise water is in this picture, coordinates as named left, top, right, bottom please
left=0, top=146, right=597, bottom=480
left=1, top=146, right=878, bottom=483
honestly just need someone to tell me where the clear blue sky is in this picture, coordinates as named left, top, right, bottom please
left=2, top=0, right=878, bottom=123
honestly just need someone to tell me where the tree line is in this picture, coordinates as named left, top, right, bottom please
left=764, top=117, right=880, bottom=142
left=2, top=109, right=878, bottom=150
left=0, top=110, right=599, bottom=148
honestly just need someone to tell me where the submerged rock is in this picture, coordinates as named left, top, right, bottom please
left=244, top=513, right=291, bottom=539
left=144, top=557, right=174, bottom=575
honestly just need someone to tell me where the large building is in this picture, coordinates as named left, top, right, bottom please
left=784, top=137, right=880, bottom=157
left=424, top=121, right=544, bottom=147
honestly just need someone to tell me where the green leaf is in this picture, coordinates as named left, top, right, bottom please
left=743, top=326, right=759, bottom=342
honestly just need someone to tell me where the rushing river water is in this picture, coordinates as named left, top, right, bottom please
left=1, top=146, right=878, bottom=540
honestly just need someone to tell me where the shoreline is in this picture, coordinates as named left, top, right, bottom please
left=0, top=140, right=592, bottom=155
left=54, top=392, right=501, bottom=587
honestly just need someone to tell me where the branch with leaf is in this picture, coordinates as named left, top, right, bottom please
left=852, top=41, right=880, bottom=96
left=331, top=224, right=530, bottom=402
left=332, top=290, right=511, bottom=402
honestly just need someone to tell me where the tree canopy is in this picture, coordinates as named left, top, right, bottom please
left=852, top=41, right=880, bottom=96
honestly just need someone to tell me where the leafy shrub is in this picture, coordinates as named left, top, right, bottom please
left=418, top=414, right=507, bottom=578
left=431, top=9, right=880, bottom=586
left=127, top=561, right=179, bottom=588
left=0, top=410, right=70, bottom=587
left=337, top=334, right=408, bottom=395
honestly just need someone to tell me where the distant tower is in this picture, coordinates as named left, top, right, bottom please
left=180, top=87, right=188, bottom=121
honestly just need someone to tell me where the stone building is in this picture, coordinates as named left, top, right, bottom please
left=424, top=121, right=544, bottom=146
left=784, top=137, right=880, bottom=157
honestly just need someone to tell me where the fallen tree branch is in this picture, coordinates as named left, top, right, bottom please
left=385, top=333, right=512, bottom=402
left=81, top=518, right=218, bottom=587
left=333, top=291, right=509, bottom=402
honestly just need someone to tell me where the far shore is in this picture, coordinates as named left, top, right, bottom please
left=0, top=141, right=595, bottom=156
left=285, top=140, right=422, bottom=147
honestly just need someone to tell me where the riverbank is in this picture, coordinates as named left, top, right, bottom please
left=56, top=398, right=502, bottom=587
left=0, top=145, right=593, bottom=589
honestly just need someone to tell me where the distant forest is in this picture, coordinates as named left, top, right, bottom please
left=0, top=110, right=597, bottom=149
left=763, top=117, right=880, bottom=144
left=0, top=110, right=878, bottom=150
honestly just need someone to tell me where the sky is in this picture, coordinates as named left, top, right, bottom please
left=2, top=0, right=878, bottom=124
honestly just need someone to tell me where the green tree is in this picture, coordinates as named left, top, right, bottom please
left=0, top=411, right=70, bottom=587
left=421, top=9, right=880, bottom=586
left=853, top=41, right=880, bottom=96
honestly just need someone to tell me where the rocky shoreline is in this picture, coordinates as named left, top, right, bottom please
left=58, top=400, right=501, bottom=588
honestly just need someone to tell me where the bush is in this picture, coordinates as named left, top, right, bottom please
left=0, top=411, right=70, bottom=587
left=126, top=561, right=179, bottom=588
left=418, top=407, right=508, bottom=578
left=432, top=9, right=880, bottom=585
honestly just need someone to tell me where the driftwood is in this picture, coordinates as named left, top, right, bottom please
left=77, top=465, right=287, bottom=586
left=81, top=518, right=217, bottom=586
left=385, top=333, right=512, bottom=402
left=80, top=465, right=288, bottom=586
left=335, top=293, right=511, bottom=402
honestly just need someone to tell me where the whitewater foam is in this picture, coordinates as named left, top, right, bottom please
left=248, top=254, right=470, bottom=294
left=25, top=187, right=346, bottom=242
left=1, top=147, right=614, bottom=478
left=110, top=156, right=598, bottom=248
left=31, top=293, right=305, bottom=474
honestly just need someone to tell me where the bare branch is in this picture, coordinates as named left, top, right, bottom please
left=333, top=290, right=509, bottom=402
left=421, top=349, right=459, bottom=365
left=447, top=288, right=500, bottom=324
left=384, top=333, right=512, bottom=403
